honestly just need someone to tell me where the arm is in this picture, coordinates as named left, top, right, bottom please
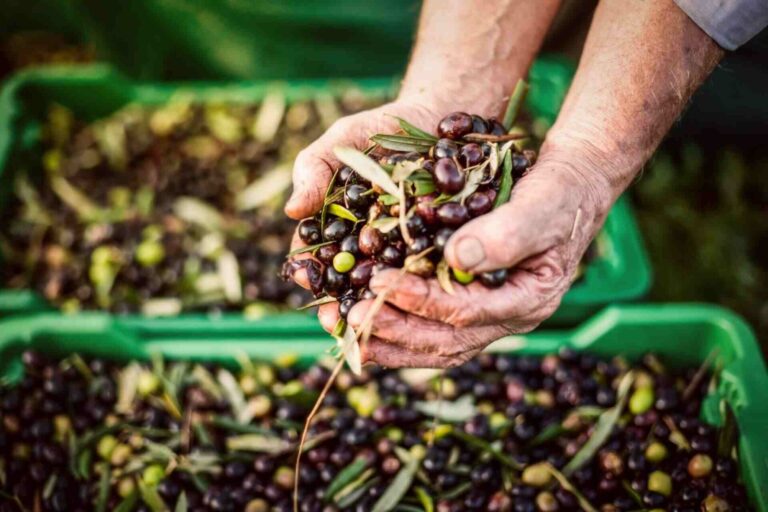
left=349, top=0, right=724, bottom=368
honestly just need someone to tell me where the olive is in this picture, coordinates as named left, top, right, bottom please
left=489, top=118, right=506, bottom=135
left=437, top=202, right=470, bottom=227
left=433, top=158, right=465, bottom=194
left=345, top=184, right=371, bottom=210
left=512, top=153, right=531, bottom=179
left=338, top=296, right=357, bottom=320
left=336, top=166, right=354, bottom=183
left=460, top=143, right=484, bottom=167
left=437, top=112, right=474, bottom=140
left=431, top=138, right=459, bottom=159
left=379, top=245, right=404, bottom=266
left=479, top=269, right=507, bottom=288
left=324, top=266, right=348, bottom=296
left=466, top=191, right=493, bottom=217
left=358, top=225, right=385, bottom=256
left=323, top=219, right=351, bottom=242
left=349, top=259, right=375, bottom=288
left=415, top=195, right=438, bottom=225
left=298, top=219, right=322, bottom=245
left=332, top=251, right=355, bottom=273
left=433, top=227, right=455, bottom=254
left=471, top=115, right=490, bottom=134
left=315, top=243, right=340, bottom=264
left=422, top=159, right=435, bottom=173
left=339, top=235, right=360, bottom=255
left=406, top=215, right=427, bottom=236
left=407, top=236, right=432, bottom=255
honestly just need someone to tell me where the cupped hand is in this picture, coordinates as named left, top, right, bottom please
left=346, top=146, right=617, bottom=368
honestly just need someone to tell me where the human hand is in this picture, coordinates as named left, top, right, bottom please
left=343, top=142, right=616, bottom=368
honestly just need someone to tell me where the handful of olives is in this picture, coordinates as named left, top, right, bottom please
left=285, top=110, right=536, bottom=320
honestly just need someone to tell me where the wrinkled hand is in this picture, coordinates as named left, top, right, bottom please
left=345, top=146, right=616, bottom=368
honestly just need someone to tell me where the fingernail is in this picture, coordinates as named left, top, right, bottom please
left=454, top=236, right=485, bottom=269
left=347, top=304, right=366, bottom=326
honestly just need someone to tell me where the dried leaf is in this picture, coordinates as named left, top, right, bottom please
left=436, top=259, right=455, bottom=295
left=334, top=147, right=400, bottom=197
left=235, top=163, right=293, bottom=211
left=217, top=250, right=242, bottom=303
left=563, top=371, right=634, bottom=476
left=141, top=298, right=182, bottom=317
left=225, top=434, right=291, bottom=454
left=398, top=182, right=413, bottom=245
left=451, top=162, right=486, bottom=204
left=252, top=91, right=286, bottom=143
left=217, top=369, right=247, bottom=423
left=414, top=395, right=477, bottom=423
left=717, top=400, right=738, bottom=458
left=298, top=296, right=337, bottom=310
left=369, top=134, right=434, bottom=153
left=173, top=197, right=223, bottom=232
left=545, top=464, right=598, bottom=512
left=328, top=203, right=360, bottom=222
left=502, top=79, right=529, bottom=130
left=391, top=116, right=438, bottom=141
left=463, top=133, right=526, bottom=143
left=116, top=362, right=141, bottom=414
left=191, top=365, right=224, bottom=401
left=50, top=176, right=103, bottom=221
left=682, top=348, right=720, bottom=401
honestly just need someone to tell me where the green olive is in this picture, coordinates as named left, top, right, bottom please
left=142, top=464, right=166, bottom=486
left=135, top=239, right=165, bottom=267
left=333, top=251, right=356, bottom=273
left=688, top=454, right=713, bottom=478
left=522, top=462, right=553, bottom=487
left=648, top=470, right=672, bottom=496
left=629, top=386, right=655, bottom=415
left=137, top=370, right=161, bottom=396
left=451, top=267, right=474, bottom=284
left=97, top=434, right=118, bottom=460
left=645, top=441, right=668, bottom=463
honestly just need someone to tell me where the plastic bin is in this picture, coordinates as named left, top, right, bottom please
left=0, top=63, right=650, bottom=324
left=0, top=304, right=765, bottom=510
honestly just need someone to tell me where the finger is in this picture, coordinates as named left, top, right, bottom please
left=317, top=303, right=340, bottom=333
left=444, top=169, right=580, bottom=273
left=347, top=301, right=507, bottom=357
left=368, top=261, right=564, bottom=327
left=284, top=116, right=373, bottom=219
left=364, top=337, right=479, bottom=369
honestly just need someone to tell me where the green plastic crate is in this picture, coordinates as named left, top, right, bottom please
left=0, top=63, right=650, bottom=324
left=0, top=304, right=765, bottom=509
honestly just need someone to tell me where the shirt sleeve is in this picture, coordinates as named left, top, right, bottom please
left=674, top=0, right=768, bottom=50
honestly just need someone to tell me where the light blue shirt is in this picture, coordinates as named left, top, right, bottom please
left=675, top=0, right=768, bottom=50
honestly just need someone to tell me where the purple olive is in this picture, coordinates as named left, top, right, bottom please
left=349, top=259, right=375, bottom=288
left=460, top=143, right=484, bottom=167
left=437, top=112, right=474, bottom=140
left=434, top=158, right=465, bottom=194
left=437, top=202, right=470, bottom=227
left=358, top=225, right=385, bottom=256
left=315, top=243, right=340, bottom=264
left=466, top=191, right=493, bottom=217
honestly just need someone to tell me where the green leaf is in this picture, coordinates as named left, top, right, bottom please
left=413, top=395, right=476, bottom=423
left=371, top=450, right=422, bottom=512
left=333, top=468, right=375, bottom=504
left=217, top=369, right=247, bottom=422
left=287, top=240, right=334, bottom=257
left=114, top=492, right=139, bottom=512
left=225, top=434, right=292, bottom=454
left=529, top=423, right=567, bottom=447
left=336, top=477, right=381, bottom=508
left=325, top=457, right=370, bottom=500
left=334, top=147, right=401, bottom=196
left=545, top=464, right=598, bottom=512
left=370, top=134, right=434, bottom=153
left=297, top=296, right=337, bottom=310
left=392, top=116, right=438, bottom=141
left=415, top=487, right=434, bottom=512
left=328, top=203, right=360, bottom=222
left=174, top=492, right=188, bottom=512
left=502, top=79, right=529, bottom=130
left=563, top=371, right=634, bottom=476
left=378, top=194, right=400, bottom=206
left=321, top=167, right=341, bottom=231
left=138, top=478, right=169, bottom=512
left=369, top=217, right=400, bottom=233
left=392, top=160, right=424, bottom=183
left=95, top=464, right=111, bottom=512
left=440, top=482, right=472, bottom=500
left=493, top=149, right=513, bottom=208
left=333, top=323, right=361, bottom=376
left=450, top=430, right=522, bottom=470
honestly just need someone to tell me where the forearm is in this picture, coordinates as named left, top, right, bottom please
left=544, top=0, right=724, bottom=202
left=399, top=0, right=561, bottom=118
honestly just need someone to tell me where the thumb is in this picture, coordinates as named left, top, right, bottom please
left=444, top=169, right=582, bottom=273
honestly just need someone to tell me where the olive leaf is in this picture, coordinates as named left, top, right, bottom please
left=414, top=395, right=477, bottom=423
left=114, top=492, right=139, bottom=512
left=378, top=194, right=400, bottom=206
left=325, top=457, right=371, bottom=500
left=545, top=464, right=598, bottom=512
left=371, top=449, right=423, bottom=512
left=142, top=298, right=183, bottom=317
left=451, top=162, right=487, bottom=204
left=563, top=371, right=634, bottom=476
left=415, top=487, right=435, bottom=512
left=333, top=322, right=362, bottom=376
left=225, top=434, right=292, bottom=454
left=717, top=400, right=738, bottom=458
left=115, top=362, right=141, bottom=414
left=217, top=250, right=242, bottom=303
left=332, top=468, right=375, bottom=504
left=390, top=116, right=438, bottom=141
left=336, top=477, right=381, bottom=508
left=298, top=296, right=337, bottom=310
left=95, top=464, right=111, bottom=512
left=328, top=203, right=360, bottom=222
left=138, top=478, right=169, bottom=512
left=191, top=365, right=224, bottom=401
left=682, top=347, right=719, bottom=401
left=369, top=217, right=400, bottom=234
left=391, top=160, right=424, bottom=183
left=235, top=163, right=293, bottom=211
left=502, top=79, right=529, bottom=130
left=286, top=240, right=334, bottom=257
left=173, top=197, right=223, bottom=232
left=493, top=149, right=514, bottom=208
left=369, top=134, right=434, bottom=153
left=449, top=430, right=522, bottom=470
left=174, top=492, right=188, bottom=512
left=335, top=147, right=400, bottom=196
left=252, top=90, right=286, bottom=143
left=216, top=369, right=247, bottom=423
left=436, top=259, right=456, bottom=296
